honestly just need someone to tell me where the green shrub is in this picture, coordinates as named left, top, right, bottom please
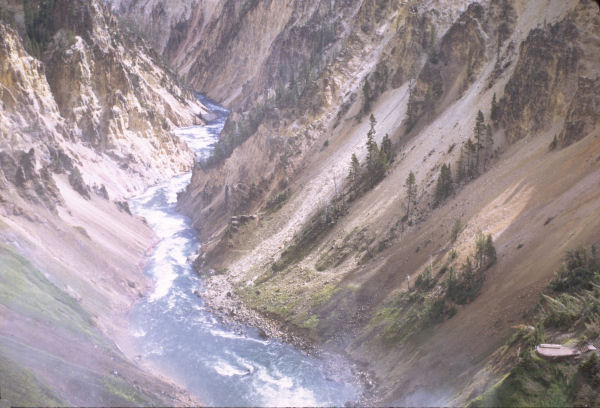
left=550, top=246, right=599, bottom=293
left=415, top=265, right=435, bottom=290
left=451, top=218, right=463, bottom=243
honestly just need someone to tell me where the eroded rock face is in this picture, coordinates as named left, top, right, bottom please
left=0, top=0, right=207, bottom=205
left=408, top=1, right=516, bottom=129
left=499, top=1, right=600, bottom=144
left=559, top=76, right=600, bottom=146
left=499, top=22, right=580, bottom=142
left=176, top=0, right=475, bottom=241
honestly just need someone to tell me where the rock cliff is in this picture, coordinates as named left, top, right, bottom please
left=0, top=0, right=205, bottom=404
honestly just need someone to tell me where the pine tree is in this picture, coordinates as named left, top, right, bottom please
left=485, top=234, right=497, bottom=266
left=434, top=163, right=453, bottom=206
left=475, top=230, right=487, bottom=270
left=491, top=93, right=499, bottom=122
left=366, top=113, right=377, bottom=158
left=362, top=77, right=372, bottom=114
left=405, top=171, right=417, bottom=218
left=474, top=110, right=485, bottom=171
left=484, top=124, right=494, bottom=169
left=347, top=153, right=360, bottom=189
left=374, top=148, right=388, bottom=183
left=406, top=85, right=417, bottom=130
left=381, top=133, right=392, bottom=162
left=366, top=114, right=378, bottom=186
left=465, top=139, right=477, bottom=179
left=475, top=230, right=497, bottom=270
left=463, top=256, right=474, bottom=283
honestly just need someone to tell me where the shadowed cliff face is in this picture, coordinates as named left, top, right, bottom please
left=110, top=0, right=360, bottom=111
left=500, top=1, right=600, bottom=145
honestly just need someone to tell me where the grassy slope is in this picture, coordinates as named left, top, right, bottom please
left=0, top=244, right=158, bottom=406
left=469, top=246, right=600, bottom=407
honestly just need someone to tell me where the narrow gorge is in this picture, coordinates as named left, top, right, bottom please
left=1, top=0, right=600, bottom=406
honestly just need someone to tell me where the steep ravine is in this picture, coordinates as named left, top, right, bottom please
left=167, top=0, right=600, bottom=405
left=127, top=96, right=363, bottom=406
left=1, top=0, right=599, bottom=405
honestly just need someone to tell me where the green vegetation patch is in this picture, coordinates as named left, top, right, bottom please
left=299, top=314, right=320, bottom=330
left=310, top=284, right=341, bottom=308
left=240, top=284, right=300, bottom=322
left=0, top=243, right=100, bottom=341
left=315, top=227, right=370, bottom=271
left=101, top=375, right=157, bottom=406
left=470, top=353, right=579, bottom=407
left=0, top=352, right=62, bottom=406
left=470, top=245, right=600, bottom=406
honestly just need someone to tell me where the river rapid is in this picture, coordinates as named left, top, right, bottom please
left=128, top=96, right=360, bottom=407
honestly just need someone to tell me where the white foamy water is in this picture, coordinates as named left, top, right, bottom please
left=128, top=95, right=360, bottom=406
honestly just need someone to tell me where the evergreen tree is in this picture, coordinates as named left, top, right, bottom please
left=474, top=110, right=485, bottom=171
left=463, top=256, right=474, bottom=284
left=491, top=93, right=499, bottom=122
left=381, top=133, right=392, bottom=162
left=347, top=153, right=361, bottom=189
left=405, top=171, right=417, bottom=218
left=406, top=85, right=417, bottom=130
left=484, top=124, right=494, bottom=169
left=475, top=230, right=497, bottom=270
left=366, top=113, right=377, bottom=158
left=366, top=114, right=378, bottom=185
left=475, top=230, right=487, bottom=270
left=362, top=77, right=372, bottom=114
left=465, top=139, right=477, bottom=179
left=485, top=234, right=497, bottom=266
left=434, top=163, right=453, bottom=206
left=374, top=148, right=388, bottom=183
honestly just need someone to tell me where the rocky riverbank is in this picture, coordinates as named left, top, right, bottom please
left=196, top=269, right=378, bottom=404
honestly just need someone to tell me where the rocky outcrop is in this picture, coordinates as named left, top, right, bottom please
left=499, top=22, right=580, bottom=142
left=0, top=0, right=207, bottom=203
left=407, top=0, right=515, bottom=130
left=559, top=76, right=600, bottom=146
left=177, top=1, right=466, bottom=242
left=499, top=1, right=600, bottom=144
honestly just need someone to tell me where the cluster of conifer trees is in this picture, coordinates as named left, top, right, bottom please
left=346, top=114, right=393, bottom=200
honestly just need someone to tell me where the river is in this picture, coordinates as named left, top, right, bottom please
left=128, top=96, right=360, bottom=406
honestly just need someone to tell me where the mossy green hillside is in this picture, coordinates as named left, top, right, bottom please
left=0, top=352, right=62, bottom=407
left=0, top=243, right=100, bottom=342
left=0, top=243, right=162, bottom=406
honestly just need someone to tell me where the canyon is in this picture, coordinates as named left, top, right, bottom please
left=1, top=0, right=600, bottom=406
